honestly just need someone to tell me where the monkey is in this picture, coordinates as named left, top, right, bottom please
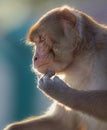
left=4, top=5, right=107, bottom=130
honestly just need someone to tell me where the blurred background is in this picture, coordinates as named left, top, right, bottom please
left=0, top=0, right=107, bottom=129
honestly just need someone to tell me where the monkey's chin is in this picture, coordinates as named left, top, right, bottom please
left=35, top=66, right=55, bottom=75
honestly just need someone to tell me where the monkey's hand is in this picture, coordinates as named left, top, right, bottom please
left=38, top=71, right=71, bottom=101
left=38, top=72, right=107, bottom=121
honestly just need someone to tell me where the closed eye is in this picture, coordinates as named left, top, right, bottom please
left=40, top=35, right=46, bottom=42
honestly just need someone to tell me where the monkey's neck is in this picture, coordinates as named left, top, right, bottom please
left=59, top=27, right=107, bottom=90
left=61, top=54, right=93, bottom=90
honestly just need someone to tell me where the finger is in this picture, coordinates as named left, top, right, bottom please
left=53, top=76, right=67, bottom=87
left=37, top=78, right=43, bottom=87
left=45, top=71, right=55, bottom=79
left=53, top=76, right=61, bottom=82
left=38, top=76, right=45, bottom=86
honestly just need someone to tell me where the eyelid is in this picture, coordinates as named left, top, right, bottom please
left=40, top=35, right=46, bottom=42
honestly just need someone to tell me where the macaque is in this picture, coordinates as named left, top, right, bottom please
left=4, top=6, right=107, bottom=130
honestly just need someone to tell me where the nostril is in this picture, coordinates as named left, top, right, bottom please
left=34, top=56, right=38, bottom=61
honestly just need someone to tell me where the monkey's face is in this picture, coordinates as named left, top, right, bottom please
left=27, top=7, right=79, bottom=74
left=31, top=32, right=74, bottom=74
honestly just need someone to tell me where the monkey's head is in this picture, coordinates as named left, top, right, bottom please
left=27, top=6, right=81, bottom=74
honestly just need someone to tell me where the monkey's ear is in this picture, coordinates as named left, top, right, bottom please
left=60, top=7, right=77, bottom=37
left=60, top=7, right=77, bottom=26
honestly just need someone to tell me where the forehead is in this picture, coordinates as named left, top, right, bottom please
left=27, top=8, right=62, bottom=42
left=27, top=6, right=78, bottom=45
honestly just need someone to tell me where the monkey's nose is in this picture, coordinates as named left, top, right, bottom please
left=34, top=56, right=38, bottom=61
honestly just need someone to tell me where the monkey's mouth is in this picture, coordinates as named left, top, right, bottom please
left=34, top=63, right=51, bottom=74
left=35, top=63, right=49, bottom=69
